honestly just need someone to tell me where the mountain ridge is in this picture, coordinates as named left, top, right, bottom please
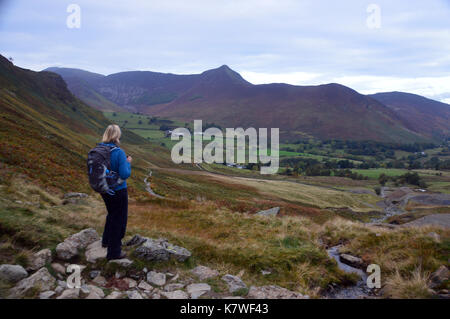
left=44, top=65, right=449, bottom=143
left=369, top=91, right=450, bottom=140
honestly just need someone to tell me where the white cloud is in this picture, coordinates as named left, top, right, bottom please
left=1, top=0, right=449, bottom=101
left=241, top=71, right=322, bottom=85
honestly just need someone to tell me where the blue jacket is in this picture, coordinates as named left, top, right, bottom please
left=100, top=142, right=131, bottom=191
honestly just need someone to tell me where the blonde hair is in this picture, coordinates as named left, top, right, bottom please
left=102, top=124, right=121, bottom=144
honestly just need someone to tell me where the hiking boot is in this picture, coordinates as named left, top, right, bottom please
left=102, top=241, right=123, bottom=248
left=107, top=251, right=127, bottom=261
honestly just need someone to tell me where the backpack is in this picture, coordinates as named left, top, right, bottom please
left=87, top=144, right=123, bottom=194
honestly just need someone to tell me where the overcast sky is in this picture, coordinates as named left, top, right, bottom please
left=1, top=0, right=449, bottom=103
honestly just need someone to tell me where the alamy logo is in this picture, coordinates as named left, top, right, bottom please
left=366, top=4, right=381, bottom=29
left=170, top=120, right=279, bottom=174
left=66, top=4, right=81, bottom=29
left=366, top=264, right=381, bottom=288
left=66, top=264, right=81, bottom=289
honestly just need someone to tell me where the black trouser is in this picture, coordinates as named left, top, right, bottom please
left=101, top=188, right=128, bottom=259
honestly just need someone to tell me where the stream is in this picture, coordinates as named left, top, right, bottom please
left=369, top=187, right=408, bottom=223
left=144, top=170, right=164, bottom=198
left=325, top=245, right=372, bottom=299
left=324, top=187, right=415, bottom=298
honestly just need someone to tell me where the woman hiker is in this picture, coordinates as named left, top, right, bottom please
left=99, top=124, right=132, bottom=260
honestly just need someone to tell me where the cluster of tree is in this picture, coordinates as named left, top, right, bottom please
left=288, top=139, right=437, bottom=160
left=378, top=172, right=427, bottom=188
left=322, top=140, right=436, bottom=153
left=159, top=124, right=173, bottom=131
left=280, top=166, right=368, bottom=180
left=422, top=157, right=450, bottom=170
left=333, top=169, right=368, bottom=180
left=279, top=158, right=368, bottom=179
left=281, top=157, right=380, bottom=171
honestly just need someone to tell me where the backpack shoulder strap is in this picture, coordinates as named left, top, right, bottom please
left=91, top=144, right=111, bottom=160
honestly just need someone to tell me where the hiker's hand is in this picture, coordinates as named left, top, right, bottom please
left=127, top=156, right=132, bottom=163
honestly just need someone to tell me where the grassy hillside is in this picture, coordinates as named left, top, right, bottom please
left=146, top=78, right=427, bottom=143
left=1, top=176, right=448, bottom=299
left=0, top=55, right=169, bottom=196
left=370, top=92, right=450, bottom=140
left=44, top=67, right=122, bottom=112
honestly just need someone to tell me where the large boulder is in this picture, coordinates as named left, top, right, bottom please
left=161, top=290, right=189, bottom=299
left=126, top=234, right=147, bottom=247
left=56, top=288, right=80, bottom=299
left=134, top=237, right=191, bottom=262
left=85, top=240, right=107, bottom=263
left=86, top=291, right=102, bottom=299
left=108, top=258, right=133, bottom=268
left=164, top=283, right=184, bottom=292
left=28, top=249, right=52, bottom=272
left=248, top=285, right=309, bottom=299
left=62, top=193, right=88, bottom=205
left=39, top=291, right=56, bottom=299
left=340, top=254, right=364, bottom=269
left=186, top=283, right=211, bottom=299
left=147, top=271, right=166, bottom=286
left=91, top=275, right=107, bottom=287
left=222, top=274, right=247, bottom=293
left=85, top=285, right=105, bottom=298
left=191, top=265, right=219, bottom=281
left=126, top=290, right=143, bottom=299
left=0, top=264, right=28, bottom=283
left=256, top=207, right=280, bottom=217
left=9, top=267, right=56, bottom=298
left=63, top=192, right=88, bottom=199
left=56, top=228, right=100, bottom=260
left=138, top=280, right=154, bottom=291
left=105, top=291, right=124, bottom=299
left=122, top=278, right=137, bottom=289
left=51, top=263, right=66, bottom=275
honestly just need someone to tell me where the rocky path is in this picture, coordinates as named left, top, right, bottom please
left=0, top=229, right=309, bottom=300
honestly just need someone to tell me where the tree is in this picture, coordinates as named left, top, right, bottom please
left=374, top=187, right=381, bottom=195
left=378, top=173, right=388, bottom=186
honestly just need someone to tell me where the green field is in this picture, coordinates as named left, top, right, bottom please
left=351, top=168, right=409, bottom=179
left=104, top=111, right=187, bottom=149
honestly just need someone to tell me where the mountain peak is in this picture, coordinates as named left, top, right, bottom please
left=201, top=64, right=250, bottom=86
left=204, top=64, right=234, bottom=74
left=218, top=64, right=231, bottom=70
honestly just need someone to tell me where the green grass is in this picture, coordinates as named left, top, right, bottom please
left=104, top=111, right=188, bottom=149
left=426, top=181, right=450, bottom=194
left=351, top=168, right=409, bottom=179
